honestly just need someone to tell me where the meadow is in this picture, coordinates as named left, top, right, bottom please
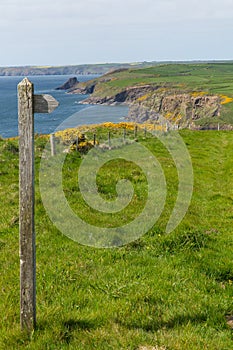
left=1, top=125, right=233, bottom=349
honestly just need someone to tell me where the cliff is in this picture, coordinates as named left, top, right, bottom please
left=68, top=62, right=233, bottom=128
left=127, top=91, right=221, bottom=127
left=75, top=83, right=221, bottom=127
left=78, top=85, right=155, bottom=104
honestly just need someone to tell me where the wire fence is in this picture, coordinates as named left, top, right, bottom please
left=49, top=121, right=233, bottom=156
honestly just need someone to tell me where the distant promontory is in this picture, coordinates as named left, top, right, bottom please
left=0, top=62, right=157, bottom=76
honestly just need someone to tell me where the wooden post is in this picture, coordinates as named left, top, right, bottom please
left=218, top=123, right=220, bottom=131
left=18, top=78, right=36, bottom=333
left=144, top=127, right=147, bottom=137
left=18, top=78, right=58, bottom=333
left=134, top=125, right=138, bottom=138
left=93, top=133, right=96, bottom=146
left=108, top=131, right=111, bottom=148
left=123, top=128, right=126, bottom=142
left=76, top=136, right=79, bottom=151
left=50, top=133, right=56, bottom=156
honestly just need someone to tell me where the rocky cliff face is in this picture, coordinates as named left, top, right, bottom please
left=79, top=85, right=155, bottom=104
left=78, top=83, right=221, bottom=127
left=129, top=91, right=221, bottom=126
left=70, top=81, right=97, bottom=95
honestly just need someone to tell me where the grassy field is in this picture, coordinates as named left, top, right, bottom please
left=96, top=63, right=233, bottom=95
left=1, top=127, right=233, bottom=349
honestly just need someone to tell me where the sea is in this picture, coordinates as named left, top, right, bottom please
left=0, top=75, right=129, bottom=138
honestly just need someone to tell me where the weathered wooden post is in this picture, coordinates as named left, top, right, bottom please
left=18, top=78, right=58, bottom=333
left=75, top=136, right=79, bottom=151
left=134, top=125, right=138, bottom=138
left=18, top=78, right=36, bottom=333
left=108, top=131, right=111, bottom=148
left=123, top=128, right=126, bottom=143
left=93, top=133, right=96, bottom=146
left=50, top=133, right=56, bottom=156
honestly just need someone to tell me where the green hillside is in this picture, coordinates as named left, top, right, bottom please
left=91, top=63, right=233, bottom=95
left=1, top=128, right=233, bottom=349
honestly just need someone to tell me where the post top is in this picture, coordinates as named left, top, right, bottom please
left=18, top=77, right=33, bottom=86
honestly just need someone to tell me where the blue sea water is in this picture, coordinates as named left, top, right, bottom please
left=0, top=75, right=129, bottom=138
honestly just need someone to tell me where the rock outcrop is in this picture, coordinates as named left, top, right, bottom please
left=80, top=85, right=155, bottom=105
left=70, top=81, right=97, bottom=95
left=78, top=84, right=221, bottom=127
left=55, top=77, right=79, bottom=90
left=129, top=91, right=221, bottom=126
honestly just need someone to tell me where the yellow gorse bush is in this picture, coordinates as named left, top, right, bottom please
left=220, top=95, right=233, bottom=105
left=54, top=122, right=168, bottom=145
left=191, top=91, right=208, bottom=97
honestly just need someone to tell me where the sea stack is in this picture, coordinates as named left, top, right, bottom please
left=55, top=77, right=79, bottom=90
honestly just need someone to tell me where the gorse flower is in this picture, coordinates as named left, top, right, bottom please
left=54, top=122, right=168, bottom=153
left=220, top=95, right=233, bottom=105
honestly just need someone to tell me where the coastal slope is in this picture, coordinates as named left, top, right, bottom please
left=70, top=63, right=233, bottom=129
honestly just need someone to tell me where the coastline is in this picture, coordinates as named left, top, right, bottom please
left=0, top=75, right=129, bottom=138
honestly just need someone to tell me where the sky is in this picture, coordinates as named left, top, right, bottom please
left=0, top=0, right=233, bottom=66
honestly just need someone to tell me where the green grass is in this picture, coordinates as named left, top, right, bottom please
left=94, top=63, right=233, bottom=95
left=1, top=129, right=233, bottom=349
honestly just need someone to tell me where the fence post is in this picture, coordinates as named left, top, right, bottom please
left=134, top=125, right=138, bottom=138
left=50, top=133, right=56, bottom=156
left=108, top=131, right=111, bottom=148
left=93, top=133, right=96, bottom=146
left=18, top=78, right=36, bottom=333
left=123, top=128, right=126, bottom=142
left=76, top=136, right=79, bottom=151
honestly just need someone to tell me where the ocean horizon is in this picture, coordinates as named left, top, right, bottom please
left=0, top=75, right=128, bottom=138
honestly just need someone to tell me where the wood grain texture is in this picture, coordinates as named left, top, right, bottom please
left=34, top=94, right=59, bottom=114
left=50, top=133, right=56, bottom=156
left=18, top=78, right=36, bottom=332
